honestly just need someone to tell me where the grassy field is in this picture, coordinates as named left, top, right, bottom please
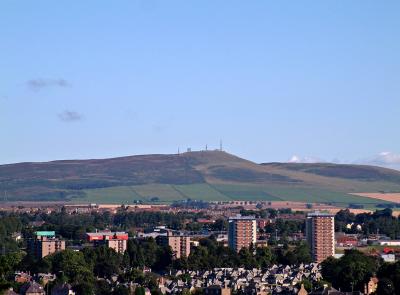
left=261, top=185, right=391, bottom=206
left=133, top=184, right=186, bottom=202
left=82, top=183, right=231, bottom=204
left=79, top=182, right=395, bottom=207
left=82, top=186, right=142, bottom=204
left=212, top=184, right=281, bottom=201
left=174, top=184, right=230, bottom=201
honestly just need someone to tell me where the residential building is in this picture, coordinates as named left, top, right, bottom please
left=364, top=277, right=378, bottom=295
left=51, top=283, right=76, bottom=295
left=297, top=284, right=308, bottom=295
left=204, top=285, right=231, bottom=295
left=3, top=289, right=18, bottom=295
left=376, top=240, right=400, bottom=246
left=255, top=240, right=268, bottom=248
left=336, top=235, right=358, bottom=247
left=138, top=226, right=169, bottom=239
left=381, top=253, right=395, bottom=263
left=163, top=264, right=322, bottom=294
left=86, top=231, right=128, bottom=253
left=309, top=285, right=363, bottom=295
left=28, top=231, right=65, bottom=259
left=20, top=281, right=45, bottom=295
left=180, top=236, right=191, bottom=258
left=35, top=273, right=56, bottom=286
left=14, top=272, right=31, bottom=283
left=156, top=230, right=191, bottom=259
left=63, top=203, right=99, bottom=214
left=228, top=215, right=257, bottom=252
left=257, top=219, right=269, bottom=230
left=306, top=212, right=335, bottom=263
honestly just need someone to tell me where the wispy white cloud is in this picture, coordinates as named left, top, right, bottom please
left=27, top=78, right=70, bottom=91
left=58, top=110, right=83, bottom=122
left=356, top=152, right=400, bottom=170
left=287, top=152, right=400, bottom=170
left=288, top=155, right=325, bottom=163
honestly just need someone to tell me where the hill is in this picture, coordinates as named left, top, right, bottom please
left=1, top=151, right=400, bottom=206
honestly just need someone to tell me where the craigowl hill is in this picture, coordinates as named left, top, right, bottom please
left=1, top=151, right=400, bottom=206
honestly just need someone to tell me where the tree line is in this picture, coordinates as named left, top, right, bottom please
left=335, top=208, right=400, bottom=239
left=322, top=249, right=400, bottom=295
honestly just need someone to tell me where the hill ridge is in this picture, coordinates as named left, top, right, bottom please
left=1, top=151, right=400, bottom=204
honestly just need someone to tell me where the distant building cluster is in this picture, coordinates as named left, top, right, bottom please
left=7, top=201, right=400, bottom=295
left=162, top=264, right=322, bottom=294
left=26, top=211, right=339, bottom=264
left=3, top=281, right=75, bottom=295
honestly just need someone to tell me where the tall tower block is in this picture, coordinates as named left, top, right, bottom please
left=306, top=212, right=335, bottom=262
left=228, top=215, right=257, bottom=252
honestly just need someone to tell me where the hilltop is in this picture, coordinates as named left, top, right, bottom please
left=1, top=151, right=400, bottom=206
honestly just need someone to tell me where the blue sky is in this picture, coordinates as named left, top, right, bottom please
left=1, top=1, right=400, bottom=168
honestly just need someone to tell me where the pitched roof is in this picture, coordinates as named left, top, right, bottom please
left=3, top=289, right=18, bottom=295
left=51, top=283, right=73, bottom=295
left=21, top=281, right=44, bottom=295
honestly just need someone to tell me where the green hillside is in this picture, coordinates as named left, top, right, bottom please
left=80, top=183, right=391, bottom=207
left=1, top=151, right=400, bottom=206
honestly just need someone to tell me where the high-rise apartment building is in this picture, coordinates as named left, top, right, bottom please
left=156, top=230, right=191, bottom=259
left=306, top=212, right=335, bottom=262
left=86, top=231, right=128, bottom=253
left=228, top=215, right=257, bottom=252
left=28, top=231, right=65, bottom=258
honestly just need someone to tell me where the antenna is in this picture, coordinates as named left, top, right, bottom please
left=219, top=139, right=223, bottom=151
left=178, top=147, right=180, bottom=155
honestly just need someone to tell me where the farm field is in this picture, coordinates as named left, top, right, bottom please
left=82, top=186, right=142, bottom=204
left=351, top=192, right=400, bottom=203
left=132, top=184, right=186, bottom=202
left=78, top=182, right=395, bottom=207
left=174, top=184, right=229, bottom=201
left=263, top=186, right=350, bottom=203
left=261, top=186, right=393, bottom=206
left=212, top=184, right=281, bottom=201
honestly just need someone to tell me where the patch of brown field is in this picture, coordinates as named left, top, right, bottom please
left=263, top=201, right=342, bottom=212
left=0, top=201, right=68, bottom=208
left=326, top=208, right=373, bottom=215
left=262, top=201, right=375, bottom=215
left=392, top=211, right=400, bottom=217
left=351, top=193, right=400, bottom=203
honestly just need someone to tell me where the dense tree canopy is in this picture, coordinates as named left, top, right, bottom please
left=335, top=209, right=400, bottom=239
left=3, top=208, right=400, bottom=294
left=321, top=250, right=381, bottom=292
left=377, top=261, right=400, bottom=295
